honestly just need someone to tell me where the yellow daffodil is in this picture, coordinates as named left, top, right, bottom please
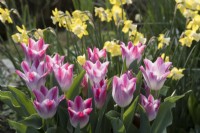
left=185, top=30, right=200, bottom=42
left=111, top=5, right=126, bottom=25
left=77, top=54, right=86, bottom=65
left=179, top=36, right=193, bottom=47
left=72, top=10, right=89, bottom=22
left=104, top=41, right=121, bottom=57
left=129, top=30, right=146, bottom=45
left=70, top=18, right=88, bottom=38
left=187, top=15, right=200, bottom=31
left=95, top=7, right=112, bottom=22
left=34, top=29, right=44, bottom=40
left=122, top=20, right=137, bottom=33
left=12, top=25, right=29, bottom=44
left=0, top=8, right=12, bottom=23
left=161, top=53, right=169, bottom=62
left=51, top=8, right=64, bottom=25
left=157, top=34, right=170, bottom=49
left=168, top=67, right=185, bottom=80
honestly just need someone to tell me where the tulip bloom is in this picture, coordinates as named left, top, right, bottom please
left=54, top=63, right=74, bottom=92
left=140, top=57, right=172, bottom=90
left=121, top=41, right=145, bottom=68
left=46, top=53, right=65, bottom=70
left=16, top=60, right=48, bottom=90
left=21, top=38, right=49, bottom=63
left=87, top=47, right=106, bottom=63
left=33, top=86, right=65, bottom=119
left=112, top=73, right=137, bottom=107
left=84, top=60, right=109, bottom=84
left=92, top=79, right=107, bottom=109
left=67, top=96, right=92, bottom=129
left=140, top=94, right=160, bottom=121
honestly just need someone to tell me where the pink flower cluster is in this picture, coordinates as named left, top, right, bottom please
left=83, top=47, right=108, bottom=109
left=16, top=38, right=92, bottom=129
left=16, top=38, right=172, bottom=127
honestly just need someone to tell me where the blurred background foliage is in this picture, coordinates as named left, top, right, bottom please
left=0, top=0, right=200, bottom=133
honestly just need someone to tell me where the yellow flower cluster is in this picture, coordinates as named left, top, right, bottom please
left=94, top=4, right=126, bottom=25
left=95, top=7, right=112, bottom=22
left=12, top=25, right=44, bottom=44
left=157, top=34, right=170, bottom=49
left=51, top=8, right=90, bottom=39
left=0, top=8, right=12, bottom=23
left=176, top=0, right=200, bottom=47
left=168, top=67, right=185, bottom=80
left=104, top=40, right=121, bottom=57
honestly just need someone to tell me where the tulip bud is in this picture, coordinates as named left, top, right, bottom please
left=67, top=96, right=92, bottom=128
left=140, top=94, right=160, bottom=121
left=121, top=41, right=145, bottom=68
left=54, top=63, right=74, bottom=92
left=112, top=73, right=136, bottom=107
left=33, top=86, right=65, bottom=119
left=84, top=60, right=109, bottom=84
left=87, top=47, right=106, bottom=63
left=140, top=57, right=172, bottom=90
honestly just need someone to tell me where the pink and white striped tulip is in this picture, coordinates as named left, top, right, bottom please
left=46, top=53, right=65, bottom=70
left=67, top=96, right=92, bottom=129
left=54, top=63, right=74, bottom=92
left=140, top=57, right=172, bottom=91
left=92, top=79, right=107, bottom=109
left=87, top=47, right=106, bottom=63
left=21, top=38, right=49, bottom=63
left=140, top=94, right=160, bottom=121
left=16, top=60, right=48, bottom=90
left=112, top=73, right=137, bottom=107
left=84, top=60, right=109, bottom=84
left=121, top=42, right=145, bottom=68
left=33, top=86, right=65, bottom=119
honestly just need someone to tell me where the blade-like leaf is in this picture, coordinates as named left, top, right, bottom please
left=8, top=120, right=39, bottom=133
left=65, top=70, right=86, bottom=100
left=9, top=86, right=36, bottom=116
left=138, top=104, right=151, bottom=133
left=106, top=110, right=126, bottom=133
left=0, top=90, right=25, bottom=115
left=19, top=114, right=43, bottom=129
left=123, top=96, right=139, bottom=131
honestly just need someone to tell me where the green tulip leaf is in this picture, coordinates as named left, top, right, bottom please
left=65, top=70, right=86, bottom=100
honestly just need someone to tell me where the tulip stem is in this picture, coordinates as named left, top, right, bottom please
left=121, top=107, right=124, bottom=121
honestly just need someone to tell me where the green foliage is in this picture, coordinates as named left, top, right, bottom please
left=106, top=110, right=126, bottom=133
left=65, top=70, right=86, bottom=100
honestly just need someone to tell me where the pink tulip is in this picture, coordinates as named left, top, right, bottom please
left=21, top=38, right=49, bottom=63
left=121, top=42, right=145, bottom=68
left=140, top=57, right=172, bottom=91
left=87, top=47, right=106, bottom=63
left=67, top=96, right=92, bottom=129
left=92, top=79, right=107, bottom=109
left=33, top=86, right=65, bottom=119
left=46, top=53, right=65, bottom=70
left=16, top=60, right=48, bottom=90
left=84, top=60, right=109, bottom=84
left=140, top=94, right=160, bottom=121
left=54, top=63, right=74, bottom=92
left=112, top=73, right=137, bottom=107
